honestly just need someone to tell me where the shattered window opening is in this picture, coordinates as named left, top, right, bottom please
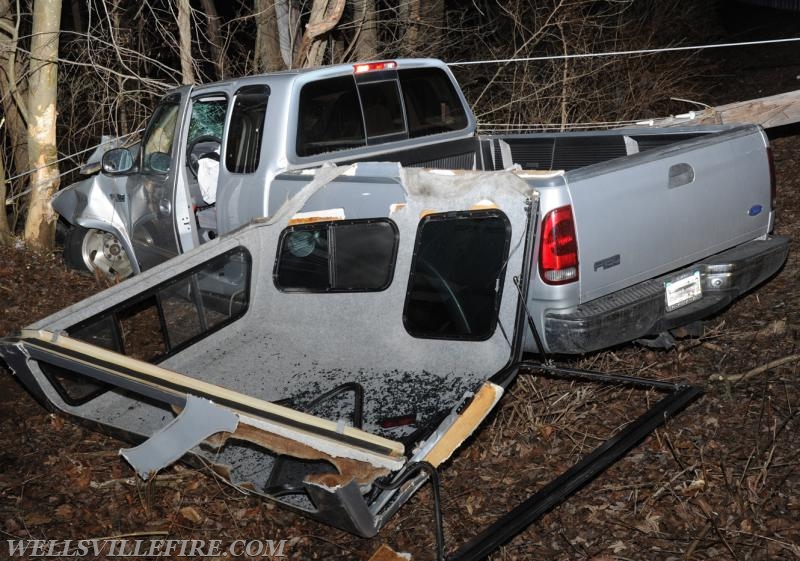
left=39, top=362, right=111, bottom=407
left=275, top=219, right=398, bottom=292
left=188, top=96, right=227, bottom=142
left=403, top=210, right=511, bottom=340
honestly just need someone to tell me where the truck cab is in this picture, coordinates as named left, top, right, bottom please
left=54, top=60, right=478, bottom=277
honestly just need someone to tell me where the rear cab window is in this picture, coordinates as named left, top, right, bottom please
left=295, top=63, right=469, bottom=159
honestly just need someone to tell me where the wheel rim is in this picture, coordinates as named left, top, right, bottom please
left=80, top=229, right=133, bottom=279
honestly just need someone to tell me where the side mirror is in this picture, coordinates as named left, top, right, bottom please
left=101, top=148, right=135, bottom=174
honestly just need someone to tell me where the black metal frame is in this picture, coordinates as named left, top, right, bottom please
left=444, top=360, right=703, bottom=561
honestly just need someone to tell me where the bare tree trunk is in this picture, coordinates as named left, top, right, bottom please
left=177, top=0, right=194, bottom=84
left=254, top=0, right=285, bottom=72
left=0, top=0, right=29, bottom=182
left=401, top=0, right=442, bottom=56
left=23, top=0, right=62, bottom=250
left=275, top=0, right=300, bottom=68
left=70, top=0, right=83, bottom=32
left=294, top=0, right=346, bottom=68
left=200, top=0, right=223, bottom=79
left=0, top=151, right=12, bottom=245
left=110, top=0, right=129, bottom=135
left=352, top=0, right=377, bottom=61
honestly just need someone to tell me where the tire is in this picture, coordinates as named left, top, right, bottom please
left=63, top=225, right=134, bottom=279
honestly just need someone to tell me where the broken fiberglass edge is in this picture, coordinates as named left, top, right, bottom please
left=0, top=164, right=539, bottom=537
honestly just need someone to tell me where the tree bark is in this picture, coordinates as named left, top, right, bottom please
left=177, top=0, right=194, bottom=84
left=294, top=0, right=346, bottom=68
left=200, top=0, right=223, bottom=79
left=0, top=145, right=12, bottom=245
left=254, top=0, right=285, bottom=72
left=23, top=0, right=62, bottom=250
left=0, top=0, right=30, bottom=182
left=401, top=0, right=442, bottom=56
left=352, top=0, right=377, bottom=61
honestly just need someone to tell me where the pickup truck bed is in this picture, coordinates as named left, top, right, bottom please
left=267, top=124, right=783, bottom=354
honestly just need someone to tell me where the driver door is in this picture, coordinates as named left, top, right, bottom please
left=174, top=94, right=229, bottom=253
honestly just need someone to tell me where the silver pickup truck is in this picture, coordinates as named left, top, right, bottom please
left=52, top=58, right=788, bottom=355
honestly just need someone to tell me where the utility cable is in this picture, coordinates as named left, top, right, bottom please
left=448, top=36, right=800, bottom=66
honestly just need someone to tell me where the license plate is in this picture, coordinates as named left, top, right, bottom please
left=665, top=270, right=702, bottom=312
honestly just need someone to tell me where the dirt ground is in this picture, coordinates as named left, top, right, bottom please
left=0, top=124, right=798, bottom=561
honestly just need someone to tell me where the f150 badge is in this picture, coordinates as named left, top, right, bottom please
left=594, top=254, right=621, bottom=271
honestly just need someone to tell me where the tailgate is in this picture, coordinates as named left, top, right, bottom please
left=566, top=125, right=772, bottom=303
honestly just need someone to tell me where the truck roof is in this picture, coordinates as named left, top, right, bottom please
left=185, top=58, right=453, bottom=96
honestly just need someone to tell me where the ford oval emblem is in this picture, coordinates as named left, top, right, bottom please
left=748, top=205, right=763, bottom=217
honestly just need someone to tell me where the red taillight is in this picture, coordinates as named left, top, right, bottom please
left=539, top=205, right=579, bottom=285
left=767, top=145, right=776, bottom=210
left=353, top=61, right=397, bottom=74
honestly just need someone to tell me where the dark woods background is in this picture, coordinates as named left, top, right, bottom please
left=1, top=0, right=799, bottom=242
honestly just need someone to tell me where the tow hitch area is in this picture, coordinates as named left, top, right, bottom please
left=0, top=164, right=702, bottom=558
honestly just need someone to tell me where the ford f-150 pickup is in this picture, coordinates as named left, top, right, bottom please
left=0, top=59, right=789, bottom=560
left=51, top=58, right=788, bottom=356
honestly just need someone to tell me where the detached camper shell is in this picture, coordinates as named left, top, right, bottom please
left=1, top=165, right=537, bottom=536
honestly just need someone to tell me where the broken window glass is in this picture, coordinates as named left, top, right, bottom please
left=188, top=97, right=227, bottom=142
left=403, top=210, right=511, bottom=340
left=275, top=220, right=398, bottom=292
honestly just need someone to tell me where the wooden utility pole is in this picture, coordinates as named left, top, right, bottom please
left=645, top=90, right=800, bottom=129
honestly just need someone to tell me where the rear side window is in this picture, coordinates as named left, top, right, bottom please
left=296, top=76, right=366, bottom=157
left=275, top=219, right=398, bottom=292
left=403, top=210, right=511, bottom=340
left=399, top=68, right=468, bottom=138
left=226, top=85, right=269, bottom=173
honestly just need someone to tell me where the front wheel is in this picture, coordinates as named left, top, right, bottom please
left=63, top=226, right=134, bottom=279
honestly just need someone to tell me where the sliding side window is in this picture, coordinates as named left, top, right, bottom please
left=403, top=210, right=511, bottom=340
left=275, top=219, right=398, bottom=292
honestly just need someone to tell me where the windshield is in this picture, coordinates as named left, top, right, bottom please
left=142, top=97, right=181, bottom=173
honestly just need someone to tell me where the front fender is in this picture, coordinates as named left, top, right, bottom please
left=52, top=175, right=141, bottom=275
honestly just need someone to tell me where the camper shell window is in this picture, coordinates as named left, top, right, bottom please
left=403, top=210, right=511, bottom=340
left=67, top=247, right=252, bottom=361
left=275, top=219, right=398, bottom=292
